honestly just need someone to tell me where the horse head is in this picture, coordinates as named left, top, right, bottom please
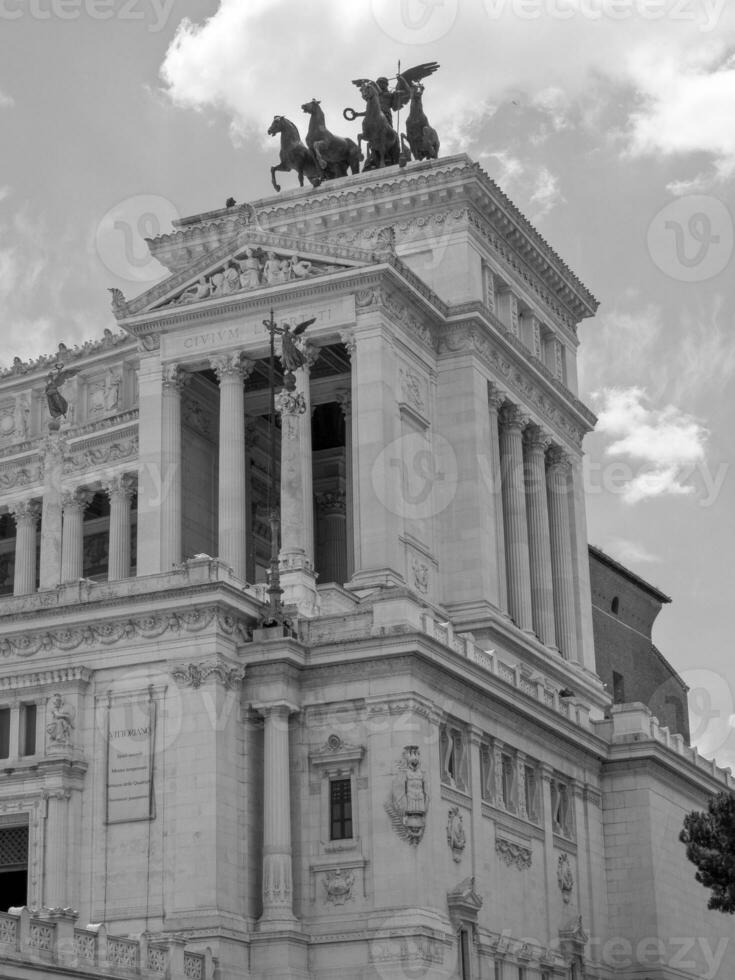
left=301, top=99, right=321, bottom=115
left=410, top=82, right=425, bottom=100
left=360, top=81, right=379, bottom=103
left=267, top=115, right=284, bottom=136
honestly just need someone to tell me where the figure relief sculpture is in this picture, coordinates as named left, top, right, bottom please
left=324, top=868, right=355, bottom=905
left=557, top=852, right=574, bottom=903
left=385, top=745, right=429, bottom=845
left=13, top=393, right=31, bottom=440
left=239, top=247, right=262, bottom=288
left=447, top=805, right=467, bottom=862
left=46, top=693, right=75, bottom=746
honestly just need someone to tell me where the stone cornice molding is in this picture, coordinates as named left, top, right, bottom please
left=62, top=425, right=139, bottom=478
left=439, top=321, right=593, bottom=447
left=0, top=665, right=92, bottom=692
left=0, top=603, right=252, bottom=660
left=0, top=331, right=133, bottom=383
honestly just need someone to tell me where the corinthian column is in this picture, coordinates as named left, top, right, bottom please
left=10, top=499, right=40, bottom=595
left=256, top=702, right=299, bottom=929
left=499, top=405, right=533, bottom=631
left=523, top=426, right=556, bottom=647
left=161, top=365, right=187, bottom=571
left=487, top=384, right=508, bottom=614
left=61, top=489, right=93, bottom=582
left=210, top=353, right=254, bottom=581
left=39, top=433, right=65, bottom=590
left=546, top=447, right=578, bottom=660
left=315, top=491, right=347, bottom=584
left=277, top=385, right=318, bottom=615
left=298, top=344, right=318, bottom=569
left=106, top=474, right=135, bottom=581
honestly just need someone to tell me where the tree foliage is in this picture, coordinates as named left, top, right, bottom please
left=680, top=791, right=735, bottom=914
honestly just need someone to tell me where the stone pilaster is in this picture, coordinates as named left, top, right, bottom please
left=499, top=405, right=533, bottom=631
left=277, top=387, right=318, bottom=616
left=487, top=384, right=508, bottom=615
left=105, top=474, right=135, bottom=581
left=10, top=499, right=40, bottom=596
left=540, top=763, right=555, bottom=941
left=60, top=489, right=93, bottom=583
left=160, top=365, right=186, bottom=571
left=39, top=433, right=65, bottom=590
left=256, top=702, right=299, bottom=930
left=546, top=447, right=578, bottom=660
left=336, top=386, right=355, bottom=582
left=523, top=425, right=556, bottom=647
left=44, top=789, right=71, bottom=908
left=210, top=353, right=254, bottom=581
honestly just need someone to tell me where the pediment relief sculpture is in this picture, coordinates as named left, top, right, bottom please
left=158, top=246, right=351, bottom=310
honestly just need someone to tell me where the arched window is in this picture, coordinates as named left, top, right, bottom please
left=611, top=596, right=619, bottom=614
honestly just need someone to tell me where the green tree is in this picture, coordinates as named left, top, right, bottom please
left=680, top=791, right=735, bottom=913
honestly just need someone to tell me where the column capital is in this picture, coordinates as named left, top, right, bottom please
left=9, top=498, right=41, bottom=524
left=315, top=490, right=346, bottom=516
left=523, top=424, right=552, bottom=454
left=252, top=700, right=300, bottom=719
left=105, top=473, right=136, bottom=501
left=61, top=487, right=94, bottom=512
left=546, top=445, right=572, bottom=471
left=499, top=404, right=530, bottom=431
left=487, top=383, right=507, bottom=412
left=210, top=352, right=255, bottom=383
left=162, top=364, right=190, bottom=391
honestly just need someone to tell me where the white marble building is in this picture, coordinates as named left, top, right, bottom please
left=0, top=155, right=732, bottom=980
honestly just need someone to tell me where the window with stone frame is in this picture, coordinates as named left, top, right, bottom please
left=551, top=777, right=574, bottom=838
left=0, top=707, right=9, bottom=759
left=0, top=823, right=28, bottom=912
left=523, top=763, right=540, bottom=823
left=439, top=721, right=469, bottom=792
left=329, top=777, right=353, bottom=841
left=500, top=751, right=516, bottom=811
left=19, top=703, right=37, bottom=757
left=480, top=741, right=495, bottom=803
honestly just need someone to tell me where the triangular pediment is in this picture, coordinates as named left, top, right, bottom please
left=110, top=229, right=377, bottom=321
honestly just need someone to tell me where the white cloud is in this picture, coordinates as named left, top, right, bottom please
left=0, top=89, right=14, bottom=109
left=593, top=387, right=708, bottom=503
left=603, top=537, right=661, bottom=564
left=529, top=166, right=564, bottom=222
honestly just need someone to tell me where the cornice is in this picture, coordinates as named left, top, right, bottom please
left=603, top=744, right=733, bottom=797
left=0, top=331, right=133, bottom=383
left=0, top=666, right=92, bottom=691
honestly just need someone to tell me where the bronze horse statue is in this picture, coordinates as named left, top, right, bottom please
left=358, top=81, right=399, bottom=170
left=267, top=115, right=322, bottom=192
left=405, top=82, right=439, bottom=161
left=301, top=100, right=361, bottom=180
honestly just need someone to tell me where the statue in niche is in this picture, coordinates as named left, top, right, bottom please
left=103, top=370, right=121, bottom=412
left=447, top=805, right=466, bottom=862
left=46, top=693, right=75, bottom=745
left=385, top=745, right=429, bottom=845
left=557, top=853, right=574, bottom=903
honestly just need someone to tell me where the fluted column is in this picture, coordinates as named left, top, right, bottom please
left=499, top=405, right=533, bottom=631
left=487, top=384, right=508, bottom=614
left=315, top=491, right=347, bottom=584
left=299, top=344, right=319, bottom=569
left=161, top=365, right=187, bottom=571
left=256, top=701, right=299, bottom=929
left=39, top=433, right=65, bottom=590
left=61, top=489, right=92, bottom=582
left=547, top=446, right=578, bottom=660
left=106, top=474, right=135, bottom=581
left=210, top=353, right=254, bottom=581
left=524, top=425, right=556, bottom=647
left=336, top=387, right=355, bottom=581
left=44, top=789, right=71, bottom=907
left=10, top=499, right=40, bottom=595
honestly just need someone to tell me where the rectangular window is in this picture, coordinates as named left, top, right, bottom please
left=524, top=765, right=539, bottom=822
left=0, top=824, right=29, bottom=912
left=480, top=743, right=494, bottom=802
left=329, top=778, right=352, bottom=840
left=440, top=723, right=467, bottom=791
left=612, top=670, right=625, bottom=703
left=20, top=704, right=36, bottom=757
left=552, top=778, right=573, bottom=837
left=501, top=753, right=515, bottom=810
left=0, top=708, right=10, bottom=759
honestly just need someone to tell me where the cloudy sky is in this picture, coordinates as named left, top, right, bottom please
left=1, top=0, right=734, bottom=764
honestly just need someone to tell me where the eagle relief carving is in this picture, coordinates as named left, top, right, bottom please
left=385, top=745, right=429, bottom=846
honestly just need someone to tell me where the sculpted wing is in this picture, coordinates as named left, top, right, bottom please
left=351, top=77, right=372, bottom=88
left=293, top=317, right=316, bottom=336
left=55, top=367, right=79, bottom=385
left=400, top=62, right=440, bottom=86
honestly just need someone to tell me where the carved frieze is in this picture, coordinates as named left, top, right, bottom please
left=170, top=659, right=245, bottom=691
left=495, top=836, right=532, bottom=870
left=63, top=432, right=138, bottom=475
left=86, top=369, right=122, bottom=419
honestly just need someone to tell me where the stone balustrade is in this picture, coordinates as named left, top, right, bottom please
left=0, top=908, right=214, bottom=980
